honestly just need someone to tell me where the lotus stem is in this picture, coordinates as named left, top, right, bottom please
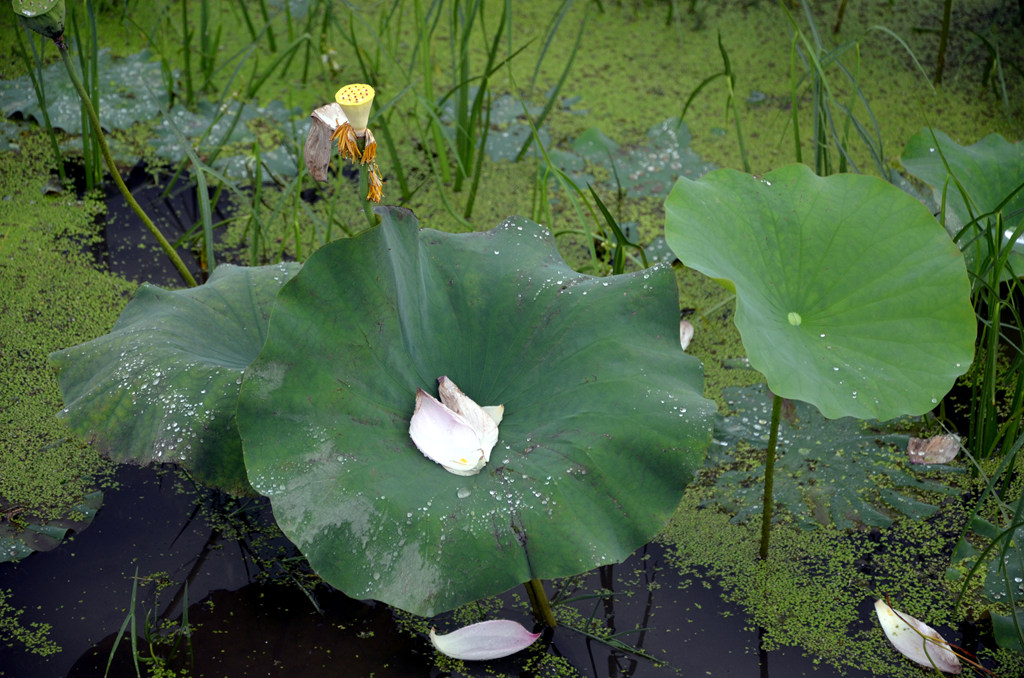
left=758, top=393, right=783, bottom=560
left=355, top=136, right=377, bottom=229
left=524, top=578, right=557, bottom=628
left=56, top=38, right=197, bottom=288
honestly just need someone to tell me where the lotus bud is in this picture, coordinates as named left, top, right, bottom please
left=13, top=0, right=65, bottom=40
left=334, top=83, right=375, bottom=135
left=874, top=599, right=961, bottom=674
left=430, top=620, right=540, bottom=661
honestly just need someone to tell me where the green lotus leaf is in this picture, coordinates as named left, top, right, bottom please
left=665, top=163, right=975, bottom=421
left=901, top=128, right=1024, bottom=279
left=237, top=207, right=715, bottom=617
left=50, top=263, right=301, bottom=493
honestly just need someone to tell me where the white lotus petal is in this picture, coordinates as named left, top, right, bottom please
left=679, top=319, right=694, bottom=351
left=437, top=376, right=500, bottom=462
left=409, top=388, right=486, bottom=475
left=874, top=600, right=961, bottom=674
left=482, top=404, right=504, bottom=426
left=310, top=101, right=347, bottom=130
left=429, top=620, right=541, bottom=661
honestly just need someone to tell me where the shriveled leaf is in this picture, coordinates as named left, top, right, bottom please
left=907, top=434, right=960, bottom=464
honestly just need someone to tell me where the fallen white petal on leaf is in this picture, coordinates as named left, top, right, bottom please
left=874, top=600, right=961, bottom=674
left=430, top=620, right=541, bottom=661
left=907, top=434, right=960, bottom=465
left=409, top=377, right=503, bottom=476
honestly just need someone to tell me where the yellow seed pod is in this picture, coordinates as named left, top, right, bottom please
left=334, top=83, right=375, bottom=133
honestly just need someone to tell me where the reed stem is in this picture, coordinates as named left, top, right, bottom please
left=57, top=38, right=197, bottom=288
left=758, top=393, right=783, bottom=560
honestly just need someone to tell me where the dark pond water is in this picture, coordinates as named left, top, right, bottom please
left=1, top=464, right=884, bottom=678
left=0, top=164, right=928, bottom=677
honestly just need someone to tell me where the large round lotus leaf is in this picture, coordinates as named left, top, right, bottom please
left=237, top=206, right=715, bottom=617
left=50, top=263, right=300, bottom=493
left=665, top=163, right=975, bottom=421
left=901, top=129, right=1024, bottom=279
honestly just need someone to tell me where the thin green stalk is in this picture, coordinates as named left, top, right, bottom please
left=105, top=568, right=141, bottom=678
left=525, top=578, right=557, bottom=628
left=57, top=38, right=197, bottom=288
left=934, top=0, right=952, bottom=84
left=237, top=0, right=259, bottom=43
left=463, top=88, right=492, bottom=219
left=375, top=111, right=410, bottom=200
left=788, top=33, right=802, bottom=164
left=758, top=393, right=783, bottom=560
left=718, top=34, right=750, bottom=173
left=15, top=29, right=65, bottom=183
left=415, top=0, right=452, bottom=184
left=181, top=0, right=194, bottom=106
left=258, top=0, right=277, bottom=52
left=515, top=4, right=588, bottom=161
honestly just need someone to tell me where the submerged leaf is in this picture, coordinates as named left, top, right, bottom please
left=429, top=619, right=541, bottom=661
left=874, top=599, right=961, bottom=674
left=708, top=384, right=958, bottom=530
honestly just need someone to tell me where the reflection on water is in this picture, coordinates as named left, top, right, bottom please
left=0, top=464, right=879, bottom=677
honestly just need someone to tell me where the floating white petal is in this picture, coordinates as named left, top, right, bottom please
left=679, top=319, right=694, bottom=351
left=409, top=377, right=503, bottom=476
left=874, top=599, right=961, bottom=674
left=429, top=619, right=541, bottom=661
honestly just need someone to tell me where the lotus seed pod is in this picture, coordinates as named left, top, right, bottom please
left=12, top=0, right=65, bottom=40
left=334, top=83, right=375, bottom=133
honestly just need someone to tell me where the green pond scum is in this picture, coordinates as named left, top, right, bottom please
left=1, top=0, right=1023, bottom=675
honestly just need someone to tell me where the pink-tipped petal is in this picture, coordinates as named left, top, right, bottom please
left=429, top=620, right=541, bottom=661
left=874, top=600, right=961, bottom=674
left=409, top=388, right=485, bottom=475
left=436, top=376, right=501, bottom=462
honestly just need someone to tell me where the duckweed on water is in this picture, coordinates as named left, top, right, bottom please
left=0, top=131, right=132, bottom=519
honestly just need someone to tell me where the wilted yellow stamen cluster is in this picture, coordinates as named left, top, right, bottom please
left=329, top=83, right=384, bottom=203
